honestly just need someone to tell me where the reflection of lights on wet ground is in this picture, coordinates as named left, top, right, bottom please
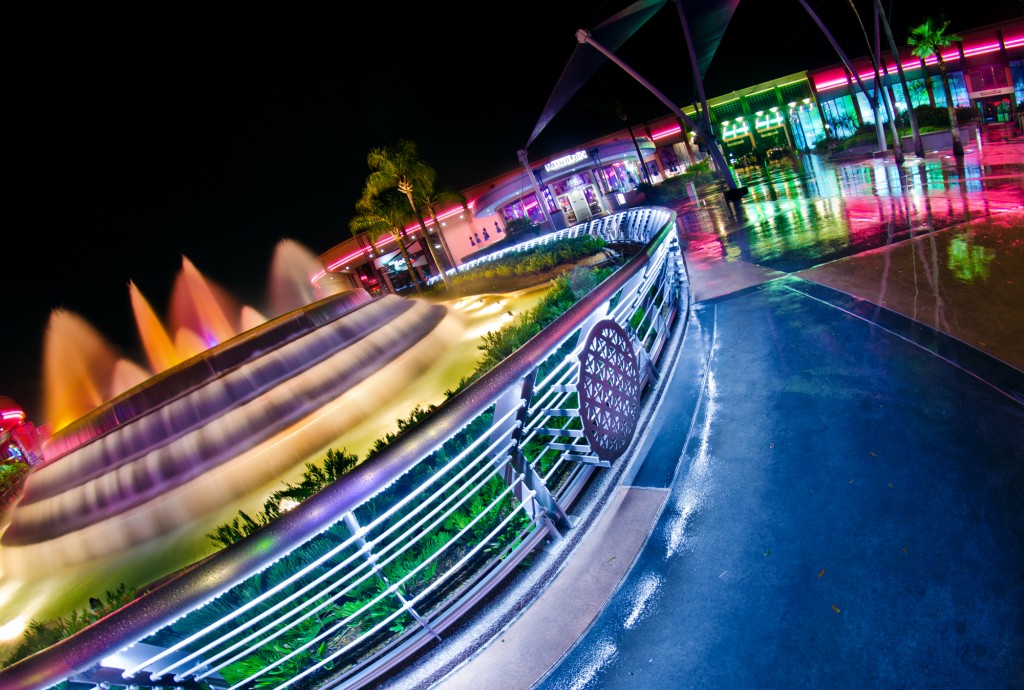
left=551, top=637, right=618, bottom=690
left=948, top=233, right=996, bottom=282
left=623, top=571, right=662, bottom=630
left=666, top=370, right=717, bottom=559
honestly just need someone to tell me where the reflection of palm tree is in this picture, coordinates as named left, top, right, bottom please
left=908, top=18, right=964, bottom=158
left=911, top=225, right=950, bottom=333
left=351, top=189, right=423, bottom=295
left=364, top=140, right=452, bottom=288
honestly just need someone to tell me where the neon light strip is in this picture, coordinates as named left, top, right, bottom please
left=815, top=77, right=849, bottom=91
left=651, top=124, right=681, bottom=140
left=961, top=42, right=1001, bottom=57
left=322, top=199, right=478, bottom=275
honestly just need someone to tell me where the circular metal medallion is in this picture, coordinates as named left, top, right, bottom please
left=579, top=319, right=641, bottom=461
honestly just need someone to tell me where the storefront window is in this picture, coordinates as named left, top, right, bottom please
left=905, top=78, right=931, bottom=108
left=550, top=171, right=594, bottom=196
left=855, top=90, right=879, bottom=124
left=658, top=146, right=680, bottom=175
left=968, top=64, right=1009, bottom=91
left=543, top=189, right=558, bottom=214
left=502, top=193, right=545, bottom=224
left=820, top=95, right=859, bottom=138
left=521, top=193, right=544, bottom=224
left=1011, top=59, right=1024, bottom=106
left=793, top=107, right=825, bottom=149
left=932, top=73, right=970, bottom=108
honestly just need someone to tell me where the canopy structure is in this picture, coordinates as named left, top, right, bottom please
left=525, top=0, right=741, bottom=150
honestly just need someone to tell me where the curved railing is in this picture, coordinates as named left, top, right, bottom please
left=0, top=206, right=684, bottom=690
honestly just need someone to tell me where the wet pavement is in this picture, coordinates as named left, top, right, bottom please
left=413, top=124, right=1024, bottom=690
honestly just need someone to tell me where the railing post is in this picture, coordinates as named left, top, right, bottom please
left=491, top=369, right=574, bottom=539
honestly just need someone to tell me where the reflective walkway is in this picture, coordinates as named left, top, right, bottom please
left=401, top=124, right=1024, bottom=690
left=532, top=125, right=1024, bottom=689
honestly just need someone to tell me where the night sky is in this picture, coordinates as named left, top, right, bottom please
left=2, top=1, right=1020, bottom=422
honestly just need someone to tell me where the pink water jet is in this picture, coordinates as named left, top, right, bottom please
left=41, top=239, right=331, bottom=432
left=4, top=234, right=456, bottom=577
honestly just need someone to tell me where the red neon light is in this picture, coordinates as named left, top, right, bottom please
left=815, top=78, right=848, bottom=92
left=1, top=407, right=26, bottom=435
left=961, top=41, right=1000, bottom=57
left=651, top=124, right=681, bottom=140
left=325, top=199, right=479, bottom=273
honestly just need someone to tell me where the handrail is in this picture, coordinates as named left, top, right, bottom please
left=0, top=206, right=681, bottom=690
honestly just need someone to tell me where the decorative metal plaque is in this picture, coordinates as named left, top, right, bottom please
left=579, top=319, right=641, bottom=461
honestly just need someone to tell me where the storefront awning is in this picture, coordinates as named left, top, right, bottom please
left=372, top=249, right=400, bottom=269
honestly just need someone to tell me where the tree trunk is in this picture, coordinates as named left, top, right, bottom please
left=399, top=188, right=448, bottom=286
left=392, top=232, right=423, bottom=295
left=428, top=205, right=459, bottom=273
left=938, top=59, right=965, bottom=157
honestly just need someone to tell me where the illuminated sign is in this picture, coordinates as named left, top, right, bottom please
left=721, top=121, right=750, bottom=140
left=544, top=150, right=588, bottom=172
left=755, top=113, right=786, bottom=130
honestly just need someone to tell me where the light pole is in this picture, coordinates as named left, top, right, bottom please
left=620, top=111, right=653, bottom=185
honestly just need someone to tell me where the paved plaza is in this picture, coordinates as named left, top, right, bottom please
left=385, top=123, right=1024, bottom=690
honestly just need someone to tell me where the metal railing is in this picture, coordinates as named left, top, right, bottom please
left=0, top=206, right=683, bottom=690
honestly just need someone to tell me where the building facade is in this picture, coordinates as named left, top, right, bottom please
left=315, top=17, right=1024, bottom=295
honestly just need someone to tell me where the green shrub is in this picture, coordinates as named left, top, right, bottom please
left=503, top=216, right=540, bottom=243
left=446, top=235, right=606, bottom=291
left=914, top=104, right=949, bottom=129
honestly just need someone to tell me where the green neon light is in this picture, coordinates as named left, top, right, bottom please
left=755, top=113, right=786, bottom=130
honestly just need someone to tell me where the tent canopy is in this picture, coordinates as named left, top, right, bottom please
left=525, top=0, right=741, bottom=150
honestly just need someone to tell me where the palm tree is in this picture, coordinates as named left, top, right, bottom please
left=908, top=18, right=964, bottom=158
left=364, top=140, right=452, bottom=289
left=350, top=189, right=423, bottom=295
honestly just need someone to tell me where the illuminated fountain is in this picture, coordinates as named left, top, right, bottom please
left=0, top=238, right=456, bottom=599
left=0, top=236, right=550, bottom=654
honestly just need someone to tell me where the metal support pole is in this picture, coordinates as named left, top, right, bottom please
left=574, top=29, right=747, bottom=201
left=797, top=0, right=904, bottom=164
left=516, top=148, right=558, bottom=232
